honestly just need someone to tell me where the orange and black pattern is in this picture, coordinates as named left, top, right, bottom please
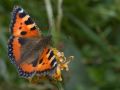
left=8, top=6, right=57, bottom=78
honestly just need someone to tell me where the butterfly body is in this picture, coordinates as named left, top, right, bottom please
left=8, top=6, right=57, bottom=78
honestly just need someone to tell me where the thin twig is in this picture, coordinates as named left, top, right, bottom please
left=56, top=0, right=63, bottom=32
left=44, top=0, right=55, bottom=32
left=44, top=0, right=58, bottom=46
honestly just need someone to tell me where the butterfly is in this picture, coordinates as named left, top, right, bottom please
left=8, top=6, right=58, bottom=79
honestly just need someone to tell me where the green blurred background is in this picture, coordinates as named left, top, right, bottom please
left=0, top=0, right=120, bottom=90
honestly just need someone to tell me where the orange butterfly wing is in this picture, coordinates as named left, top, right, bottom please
left=36, top=48, right=57, bottom=76
left=8, top=6, right=41, bottom=78
left=10, top=6, right=41, bottom=37
left=8, top=6, right=57, bottom=78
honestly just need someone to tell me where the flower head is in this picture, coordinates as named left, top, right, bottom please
left=50, top=48, right=74, bottom=81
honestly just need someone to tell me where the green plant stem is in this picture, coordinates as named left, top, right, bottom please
left=44, top=0, right=57, bottom=46
left=44, top=0, right=63, bottom=47
left=56, top=81, right=64, bottom=90
left=56, top=0, right=63, bottom=32
left=51, top=80, right=64, bottom=90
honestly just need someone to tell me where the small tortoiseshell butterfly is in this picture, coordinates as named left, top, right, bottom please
left=8, top=6, right=58, bottom=79
left=8, top=6, right=73, bottom=81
